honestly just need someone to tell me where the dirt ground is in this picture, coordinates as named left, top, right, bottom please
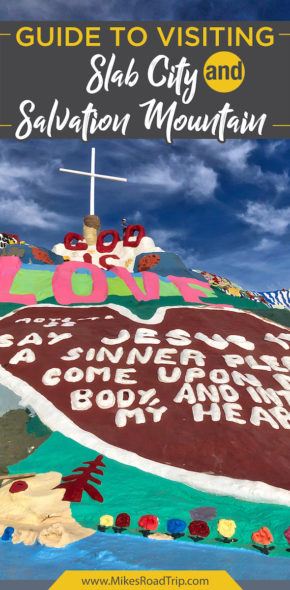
left=0, top=409, right=50, bottom=474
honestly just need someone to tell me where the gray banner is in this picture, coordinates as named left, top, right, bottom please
left=0, top=21, right=290, bottom=141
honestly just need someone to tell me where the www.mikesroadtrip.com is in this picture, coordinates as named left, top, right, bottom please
left=81, top=576, right=209, bottom=587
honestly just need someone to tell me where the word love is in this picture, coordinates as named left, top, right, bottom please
left=0, top=257, right=213, bottom=305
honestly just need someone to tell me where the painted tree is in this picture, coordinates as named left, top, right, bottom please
left=56, top=455, right=105, bottom=503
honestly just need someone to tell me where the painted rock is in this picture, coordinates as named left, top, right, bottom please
left=138, top=515, right=159, bottom=531
left=252, top=526, right=273, bottom=545
left=188, top=520, right=210, bottom=538
left=0, top=305, right=290, bottom=506
left=99, top=515, right=114, bottom=527
left=217, top=519, right=236, bottom=539
left=167, top=518, right=186, bottom=535
left=115, top=513, right=131, bottom=528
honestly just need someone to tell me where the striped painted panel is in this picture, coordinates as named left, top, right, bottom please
left=255, top=289, right=290, bottom=309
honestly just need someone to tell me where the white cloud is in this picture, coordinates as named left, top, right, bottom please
left=0, top=158, right=62, bottom=195
left=185, top=159, right=218, bottom=200
left=126, top=139, right=289, bottom=206
left=264, top=141, right=287, bottom=156
left=0, top=0, right=123, bottom=19
left=254, top=238, right=279, bottom=252
left=184, top=140, right=290, bottom=194
left=197, top=139, right=255, bottom=173
left=238, top=202, right=290, bottom=236
left=130, top=159, right=181, bottom=192
left=191, top=237, right=290, bottom=292
left=151, top=228, right=176, bottom=247
left=0, top=0, right=189, bottom=20
left=0, top=142, right=78, bottom=231
left=0, top=196, right=67, bottom=229
left=130, top=154, right=218, bottom=201
left=131, top=210, right=143, bottom=222
left=150, top=227, right=199, bottom=264
left=252, top=170, right=289, bottom=194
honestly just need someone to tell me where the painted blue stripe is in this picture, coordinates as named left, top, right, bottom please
left=257, top=289, right=290, bottom=308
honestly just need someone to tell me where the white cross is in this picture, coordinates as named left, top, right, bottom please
left=59, top=147, right=127, bottom=216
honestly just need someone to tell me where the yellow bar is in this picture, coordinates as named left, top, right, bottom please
left=50, top=570, right=242, bottom=590
left=272, top=124, right=290, bottom=127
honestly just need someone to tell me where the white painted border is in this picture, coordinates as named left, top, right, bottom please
left=1, top=300, right=289, bottom=327
left=1, top=303, right=290, bottom=507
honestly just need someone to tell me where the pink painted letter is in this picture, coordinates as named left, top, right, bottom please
left=168, top=276, right=210, bottom=303
left=0, top=257, right=36, bottom=305
left=52, top=262, right=108, bottom=304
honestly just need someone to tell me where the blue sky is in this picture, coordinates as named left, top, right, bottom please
left=0, top=0, right=290, bottom=291
left=0, top=0, right=289, bottom=20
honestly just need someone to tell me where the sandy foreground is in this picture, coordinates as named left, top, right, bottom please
left=0, top=471, right=95, bottom=547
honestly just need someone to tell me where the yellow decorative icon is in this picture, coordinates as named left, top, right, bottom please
left=217, top=518, right=237, bottom=539
left=203, top=51, right=245, bottom=93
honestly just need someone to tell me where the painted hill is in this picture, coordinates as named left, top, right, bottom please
left=0, top=230, right=290, bottom=559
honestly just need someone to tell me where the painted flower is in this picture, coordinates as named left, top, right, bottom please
left=115, top=513, right=131, bottom=528
left=99, top=514, right=114, bottom=527
left=138, top=254, right=160, bottom=272
left=188, top=520, right=210, bottom=538
left=217, top=519, right=236, bottom=539
left=167, top=518, right=186, bottom=535
left=252, top=527, right=273, bottom=546
left=138, top=514, right=159, bottom=531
